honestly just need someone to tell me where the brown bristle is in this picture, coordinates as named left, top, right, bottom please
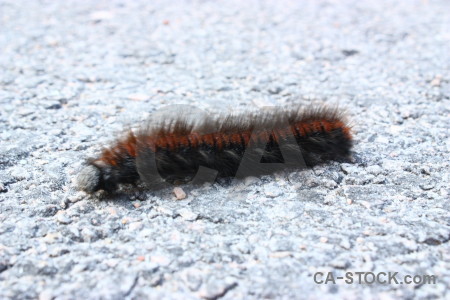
left=100, top=133, right=138, bottom=165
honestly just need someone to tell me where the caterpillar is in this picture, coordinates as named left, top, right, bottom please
left=77, top=105, right=353, bottom=194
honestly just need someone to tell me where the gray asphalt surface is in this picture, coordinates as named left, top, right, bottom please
left=0, top=0, right=449, bottom=299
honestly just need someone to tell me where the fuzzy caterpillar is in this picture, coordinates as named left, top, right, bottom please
left=77, top=105, right=353, bottom=194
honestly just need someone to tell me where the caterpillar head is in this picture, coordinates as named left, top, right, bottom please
left=77, top=162, right=118, bottom=194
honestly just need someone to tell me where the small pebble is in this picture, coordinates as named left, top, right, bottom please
left=173, top=187, right=187, bottom=200
left=320, top=237, right=328, bottom=243
left=127, top=93, right=149, bottom=101
left=430, top=75, right=442, bottom=87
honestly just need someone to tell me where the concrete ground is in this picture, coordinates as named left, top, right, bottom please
left=0, top=0, right=449, bottom=299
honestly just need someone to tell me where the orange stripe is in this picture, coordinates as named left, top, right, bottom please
left=260, top=131, right=270, bottom=143
left=312, top=121, right=322, bottom=132
left=321, top=120, right=331, bottom=132
left=189, top=133, right=199, bottom=148
left=342, top=126, right=352, bottom=139
left=178, top=136, right=190, bottom=148
left=125, top=141, right=136, bottom=157
left=294, top=123, right=304, bottom=136
left=203, top=134, right=216, bottom=148
left=156, top=137, right=168, bottom=149
left=272, top=130, right=280, bottom=143
left=145, top=137, right=156, bottom=152
left=241, top=132, right=250, bottom=145
left=231, top=133, right=241, bottom=144
left=221, top=133, right=230, bottom=148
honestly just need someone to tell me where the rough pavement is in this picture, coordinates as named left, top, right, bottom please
left=0, top=0, right=449, bottom=299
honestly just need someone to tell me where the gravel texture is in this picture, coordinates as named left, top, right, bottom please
left=1, top=0, right=449, bottom=299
